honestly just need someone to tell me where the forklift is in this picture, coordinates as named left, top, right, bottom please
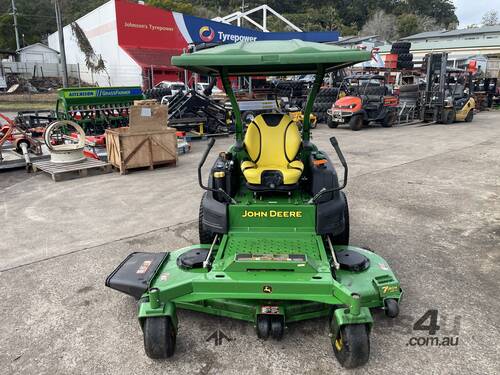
left=106, top=40, right=402, bottom=369
left=420, top=52, right=475, bottom=123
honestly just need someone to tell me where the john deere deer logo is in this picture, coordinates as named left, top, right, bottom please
left=263, top=285, right=273, bottom=294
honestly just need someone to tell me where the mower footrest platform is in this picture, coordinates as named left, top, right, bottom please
left=105, top=252, right=168, bottom=299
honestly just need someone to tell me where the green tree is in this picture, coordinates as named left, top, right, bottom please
left=361, top=10, right=398, bottom=41
left=145, top=0, right=193, bottom=15
left=397, top=14, right=420, bottom=38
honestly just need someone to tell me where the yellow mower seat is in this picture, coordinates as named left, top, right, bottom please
left=241, top=113, right=303, bottom=186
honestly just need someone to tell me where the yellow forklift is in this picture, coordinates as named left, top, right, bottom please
left=421, top=53, right=475, bottom=124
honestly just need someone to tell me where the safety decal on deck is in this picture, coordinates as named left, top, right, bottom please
left=159, top=272, right=170, bottom=282
left=136, top=260, right=152, bottom=274
left=261, top=306, right=280, bottom=314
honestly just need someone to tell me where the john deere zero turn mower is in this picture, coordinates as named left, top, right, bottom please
left=106, top=40, right=402, bottom=369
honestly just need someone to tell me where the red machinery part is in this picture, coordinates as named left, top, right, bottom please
left=0, top=113, right=15, bottom=146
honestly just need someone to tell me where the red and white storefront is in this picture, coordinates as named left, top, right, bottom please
left=48, top=0, right=339, bottom=88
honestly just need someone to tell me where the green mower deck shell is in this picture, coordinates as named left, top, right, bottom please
left=137, top=243, right=401, bottom=325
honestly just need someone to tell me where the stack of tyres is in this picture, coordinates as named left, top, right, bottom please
left=313, top=87, right=339, bottom=123
left=274, top=81, right=309, bottom=99
left=391, top=42, right=414, bottom=70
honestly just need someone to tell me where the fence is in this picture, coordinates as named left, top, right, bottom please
left=0, top=61, right=81, bottom=80
left=0, top=61, right=145, bottom=88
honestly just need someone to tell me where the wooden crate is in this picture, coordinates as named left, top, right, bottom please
left=105, top=127, right=177, bottom=175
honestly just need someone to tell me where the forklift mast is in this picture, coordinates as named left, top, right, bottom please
left=421, top=52, right=448, bottom=122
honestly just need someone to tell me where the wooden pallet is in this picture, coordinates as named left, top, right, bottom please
left=33, top=158, right=112, bottom=182
left=110, top=159, right=176, bottom=174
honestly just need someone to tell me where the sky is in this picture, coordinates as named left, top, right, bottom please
left=453, top=0, right=500, bottom=27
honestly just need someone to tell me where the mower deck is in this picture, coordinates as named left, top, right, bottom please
left=120, top=242, right=401, bottom=318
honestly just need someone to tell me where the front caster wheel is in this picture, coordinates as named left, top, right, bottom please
left=143, top=316, right=176, bottom=359
left=332, top=324, right=370, bottom=369
left=384, top=298, right=399, bottom=318
left=256, top=315, right=270, bottom=339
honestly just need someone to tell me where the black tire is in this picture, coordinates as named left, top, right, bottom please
left=327, top=116, right=338, bottom=128
left=390, top=46, right=410, bottom=55
left=384, top=299, right=399, bottom=318
left=391, top=41, right=411, bottom=50
left=256, top=315, right=270, bottom=339
left=332, top=324, right=370, bottom=369
left=331, top=192, right=349, bottom=246
left=397, top=61, right=414, bottom=69
left=397, top=53, right=413, bottom=62
left=442, top=109, right=455, bottom=124
left=382, top=110, right=396, bottom=127
left=143, top=316, right=176, bottom=359
left=241, top=111, right=256, bottom=125
left=349, top=115, right=363, bottom=131
left=270, top=316, right=284, bottom=341
left=199, top=192, right=216, bottom=244
left=465, top=109, right=473, bottom=122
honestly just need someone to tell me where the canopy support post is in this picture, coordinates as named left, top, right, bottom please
left=303, top=65, right=325, bottom=141
left=221, top=69, right=243, bottom=143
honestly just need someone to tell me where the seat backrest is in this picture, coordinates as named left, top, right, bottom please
left=244, top=113, right=301, bottom=167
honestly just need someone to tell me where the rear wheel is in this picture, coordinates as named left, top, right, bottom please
left=332, top=324, right=370, bottom=369
left=143, top=316, right=176, bottom=359
left=199, top=192, right=216, bottom=244
left=382, top=110, right=396, bottom=127
left=349, top=115, right=363, bottom=131
left=327, top=116, right=338, bottom=128
left=331, top=193, right=349, bottom=246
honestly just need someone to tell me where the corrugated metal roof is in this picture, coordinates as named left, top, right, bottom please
left=402, top=25, right=500, bottom=40
left=400, top=31, right=446, bottom=40
left=16, top=42, right=60, bottom=54
left=337, top=35, right=379, bottom=45
left=379, top=37, right=500, bottom=53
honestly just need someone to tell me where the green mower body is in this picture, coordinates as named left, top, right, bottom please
left=106, top=40, right=402, bottom=369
